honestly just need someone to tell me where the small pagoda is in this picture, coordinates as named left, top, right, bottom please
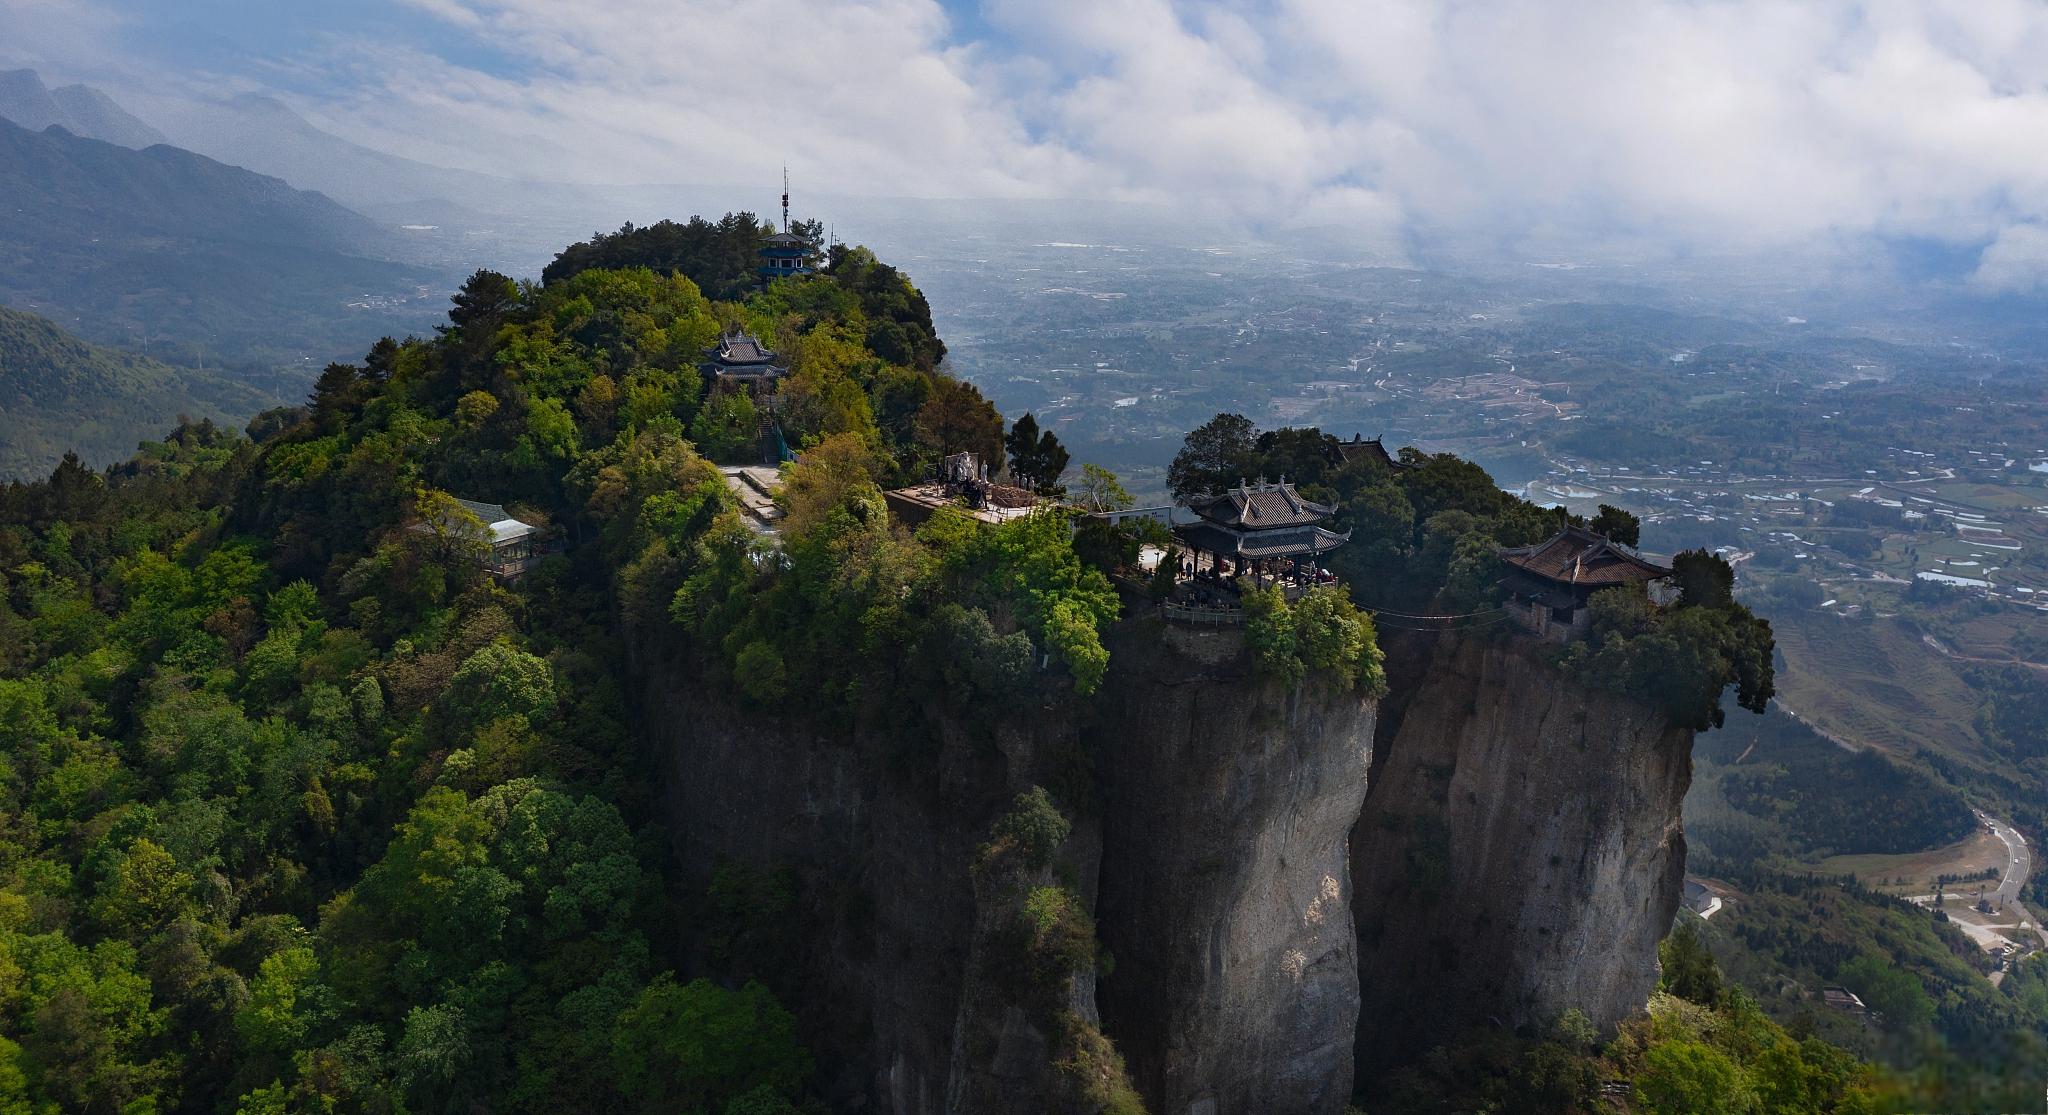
left=759, top=230, right=813, bottom=280
left=1173, top=478, right=1350, bottom=573
left=1498, top=526, right=1672, bottom=642
left=703, top=332, right=787, bottom=390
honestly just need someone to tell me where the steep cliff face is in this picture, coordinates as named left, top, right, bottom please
left=641, top=609, right=1380, bottom=1115
left=1094, top=621, right=1378, bottom=1115
left=1349, top=632, right=1693, bottom=1076
left=644, top=660, right=1093, bottom=1114
left=641, top=618, right=1690, bottom=1111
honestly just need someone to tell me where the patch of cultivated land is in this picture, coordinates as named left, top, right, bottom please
left=1944, top=611, right=2048, bottom=663
left=1925, top=480, right=2048, bottom=514
left=1811, top=826, right=2006, bottom=893
left=1770, top=610, right=2003, bottom=774
left=1810, top=822, right=2046, bottom=966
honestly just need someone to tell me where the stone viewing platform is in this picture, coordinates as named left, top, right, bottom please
left=884, top=450, right=1041, bottom=528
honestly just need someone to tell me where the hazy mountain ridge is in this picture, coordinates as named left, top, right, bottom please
left=0, top=303, right=278, bottom=478
left=0, top=114, right=390, bottom=252
left=0, top=116, right=441, bottom=367
left=152, top=91, right=610, bottom=223
left=0, top=69, right=166, bottom=148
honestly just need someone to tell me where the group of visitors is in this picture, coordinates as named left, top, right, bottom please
left=1167, top=551, right=1337, bottom=609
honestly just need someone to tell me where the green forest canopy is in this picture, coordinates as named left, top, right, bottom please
left=0, top=236, right=1156, bottom=1112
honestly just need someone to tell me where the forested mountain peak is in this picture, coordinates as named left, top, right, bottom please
left=0, top=233, right=1972, bottom=1112
left=0, top=245, right=1032, bottom=1111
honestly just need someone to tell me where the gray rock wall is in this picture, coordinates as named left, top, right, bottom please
left=1349, top=632, right=1693, bottom=1075
left=646, top=670, right=1087, bottom=1114
left=1093, top=620, right=1378, bottom=1115
left=641, top=618, right=1691, bottom=1112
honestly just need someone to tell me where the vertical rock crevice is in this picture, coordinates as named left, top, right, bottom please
left=1092, top=621, right=1378, bottom=1115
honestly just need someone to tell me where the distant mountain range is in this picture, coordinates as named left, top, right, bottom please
left=150, top=91, right=522, bottom=213
left=0, top=115, right=441, bottom=366
left=0, top=303, right=279, bottom=479
left=0, top=69, right=167, bottom=148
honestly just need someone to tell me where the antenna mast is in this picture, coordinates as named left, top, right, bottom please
left=781, top=167, right=790, bottom=232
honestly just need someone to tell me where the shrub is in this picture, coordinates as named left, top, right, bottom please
left=610, top=976, right=809, bottom=1113
left=1635, top=1039, right=1750, bottom=1115
left=1020, top=886, right=1096, bottom=994
left=1659, top=921, right=1723, bottom=1006
left=1052, top=1013, right=1147, bottom=1115
left=1293, top=585, right=1387, bottom=695
left=447, top=641, right=557, bottom=727
left=1563, top=579, right=1773, bottom=731
left=1246, top=585, right=1385, bottom=694
left=1244, top=586, right=1303, bottom=686
left=733, top=640, right=787, bottom=704
left=978, top=787, right=1072, bottom=874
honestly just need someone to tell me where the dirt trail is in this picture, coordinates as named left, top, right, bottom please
left=1922, top=633, right=2048, bottom=675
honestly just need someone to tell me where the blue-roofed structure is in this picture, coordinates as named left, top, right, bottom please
left=760, top=169, right=816, bottom=281
left=759, top=230, right=814, bottom=280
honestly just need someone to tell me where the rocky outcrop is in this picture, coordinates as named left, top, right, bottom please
left=645, top=665, right=1092, bottom=1114
left=641, top=616, right=1692, bottom=1112
left=1349, top=632, right=1693, bottom=1075
left=642, top=609, right=1380, bottom=1115
left=1094, top=620, right=1378, bottom=1115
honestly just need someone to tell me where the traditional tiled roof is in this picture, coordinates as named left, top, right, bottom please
left=1177, top=520, right=1351, bottom=559
left=453, top=497, right=509, bottom=522
left=762, top=231, right=808, bottom=248
left=1498, top=526, right=1671, bottom=587
left=712, top=333, right=778, bottom=366
left=1330, top=434, right=1405, bottom=469
left=1187, top=479, right=1334, bottom=530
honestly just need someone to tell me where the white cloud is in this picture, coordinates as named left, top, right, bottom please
left=17, top=0, right=2048, bottom=277
left=1972, top=222, right=2048, bottom=291
left=330, top=0, right=1093, bottom=197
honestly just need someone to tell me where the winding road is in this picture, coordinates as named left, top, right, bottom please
left=1978, top=810, right=2048, bottom=947
left=1923, top=634, right=2048, bottom=676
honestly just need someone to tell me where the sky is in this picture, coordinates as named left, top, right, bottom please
left=10, top=0, right=2048, bottom=285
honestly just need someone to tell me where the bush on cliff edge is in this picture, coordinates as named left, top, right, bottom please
left=1245, top=585, right=1387, bottom=696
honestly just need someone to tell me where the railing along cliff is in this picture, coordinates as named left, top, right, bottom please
left=1161, top=600, right=1246, bottom=625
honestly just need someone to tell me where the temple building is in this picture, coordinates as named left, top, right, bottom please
left=1328, top=434, right=1409, bottom=471
left=1498, top=526, right=1672, bottom=642
left=1173, top=479, right=1350, bottom=572
left=703, top=332, right=787, bottom=391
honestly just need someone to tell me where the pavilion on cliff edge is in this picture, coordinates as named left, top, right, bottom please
left=1165, top=479, right=1350, bottom=619
left=1497, top=525, right=1673, bottom=643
